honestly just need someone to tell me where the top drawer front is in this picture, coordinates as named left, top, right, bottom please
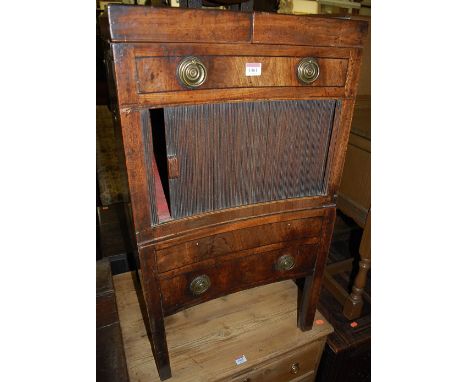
left=136, top=56, right=348, bottom=93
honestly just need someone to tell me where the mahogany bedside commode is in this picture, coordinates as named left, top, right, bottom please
left=101, top=5, right=367, bottom=380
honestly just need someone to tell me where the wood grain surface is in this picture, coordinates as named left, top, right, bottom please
left=136, top=56, right=348, bottom=93
left=101, top=6, right=368, bottom=379
left=141, top=196, right=332, bottom=244
left=96, top=260, right=129, bottom=382
left=110, top=43, right=357, bottom=108
left=153, top=208, right=326, bottom=249
left=163, top=100, right=336, bottom=219
left=134, top=87, right=347, bottom=109
left=114, top=272, right=333, bottom=382
left=229, top=341, right=324, bottom=382
left=104, top=6, right=252, bottom=43
left=131, top=43, right=353, bottom=59
left=156, top=216, right=323, bottom=273
left=160, top=242, right=319, bottom=314
left=102, top=6, right=368, bottom=48
left=117, top=109, right=153, bottom=231
left=253, top=12, right=368, bottom=47
left=298, top=208, right=336, bottom=330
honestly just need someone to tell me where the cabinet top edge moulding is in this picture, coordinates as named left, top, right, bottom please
left=101, top=5, right=368, bottom=47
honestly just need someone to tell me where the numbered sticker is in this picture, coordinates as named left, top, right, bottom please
left=245, top=63, right=261, bottom=76
left=235, top=355, right=248, bottom=365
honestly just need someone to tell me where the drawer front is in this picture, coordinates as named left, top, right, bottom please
left=156, top=216, right=324, bottom=273
left=230, top=340, right=326, bottom=382
left=136, top=56, right=348, bottom=93
left=160, top=243, right=318, bottom=314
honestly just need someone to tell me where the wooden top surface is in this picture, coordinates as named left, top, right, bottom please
left=101, top=5, right=368, bottom=47
left=114, top=272, right=333, bottom=382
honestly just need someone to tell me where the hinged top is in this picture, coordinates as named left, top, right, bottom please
left=100, top=5, right=368, bottom=47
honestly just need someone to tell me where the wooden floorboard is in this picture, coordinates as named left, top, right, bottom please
left=114, top=272, right=333, bottom=382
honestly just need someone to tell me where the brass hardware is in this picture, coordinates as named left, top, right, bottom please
left=297, top=57, right=320, bottom=84
left=276, top=254, right=295, bottom=271
left=177, top=56, right=207, bottom=88
left=290, top=362, right=300, bottom=374
left=190, top=275, right=211, bottom=295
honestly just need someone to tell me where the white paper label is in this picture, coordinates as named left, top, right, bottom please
left=245, top=63, right=261, bottom=76
left=235, top=355, right=248, bottom=365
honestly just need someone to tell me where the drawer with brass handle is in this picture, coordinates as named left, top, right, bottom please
left=159, top=243, right=319, bottom=315
left=135, top=55, right=348, bottom=93
left=230, top=340, right=326, bottom=382
left=176, top=56, right=207, bottom=88
left=276, top=254, right=296, bottom=272
left=189, top=274, right=211, bottom=296
left=156, top=214, right=324, bottom=274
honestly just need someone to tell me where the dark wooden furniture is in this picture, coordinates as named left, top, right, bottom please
left=97, top=204, right=135, bottom=274
left=317, top=287, right=370, bottom=382
left=335, top=16, right=370, bottom=319
left=101, top=5, right=367, bottom=380
left=178, top=0, right=254, bottom=11
left=96, top=259, right=130, bottom=382
left=343, top=208, right=371, bottom=319
left=316, top=247, right=370, bottom=382
left=316, top=212, right=370, bottom=382
left=115, top=272, right=333, bottom=382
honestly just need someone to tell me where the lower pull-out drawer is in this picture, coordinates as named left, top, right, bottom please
left=160, top=242, right=319, bottom=315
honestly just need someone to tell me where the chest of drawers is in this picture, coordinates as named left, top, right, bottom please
left=101, top=5, right=367, bottom=380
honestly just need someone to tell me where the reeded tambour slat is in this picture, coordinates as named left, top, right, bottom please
left=163, top=100, right=337, bottom=219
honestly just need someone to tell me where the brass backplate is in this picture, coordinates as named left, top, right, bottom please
left=177, top=56, right=207, bottom=88
left=276, top=254, right=295, bottom=271
left=297, top=57, right=320, bottom=84
left=190, top=274, right=211, bottom=295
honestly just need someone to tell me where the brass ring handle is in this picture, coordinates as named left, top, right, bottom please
left=297, top=57, right=320, bottom=84
left=276, top=255, right=295, bottom=272
left=290, top=362, right=300, bottom=374
left=177, top=56, right=207, bottom=88
left=190, top=275, right=211, bottom=296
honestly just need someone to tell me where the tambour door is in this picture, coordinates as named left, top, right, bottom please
left=151, top=99, right=338, bottom=220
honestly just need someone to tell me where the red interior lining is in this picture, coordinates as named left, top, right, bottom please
left=152, top=154, right=171, bottom=222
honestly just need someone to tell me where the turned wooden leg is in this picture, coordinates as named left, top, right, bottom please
left=139, top=247, right=172, bottom=380
left=343, top=209, right=371, bottom=320
left=298, top=208, right=336, bottom=331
